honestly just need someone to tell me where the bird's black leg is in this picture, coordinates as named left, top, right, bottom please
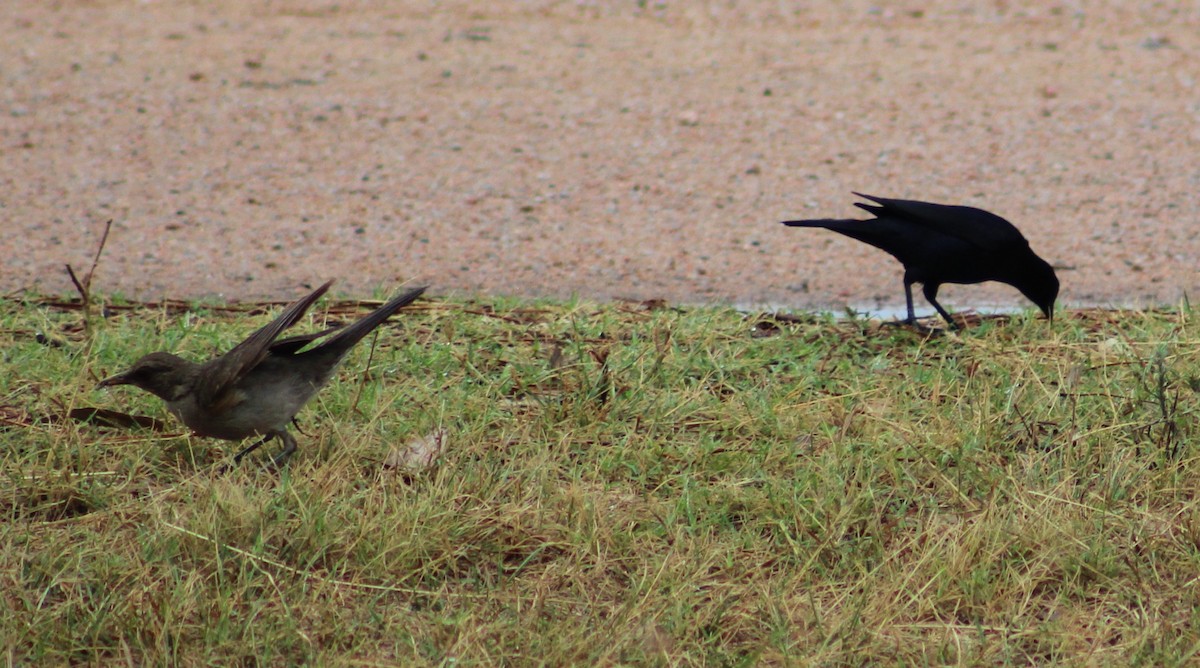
left=883, top=278, right=916, bottom=328
left=271, top=431, right=298, bottom=467
left=903, top=279, right=917, bottom=324
left=232, top=434, right=274, bottom=464
left=923, top=284, right=959, bottom=329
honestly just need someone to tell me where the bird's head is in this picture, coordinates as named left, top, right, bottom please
left=1015, top=255, right=1060, bottom=322
left=97, top=352, right=196, bottom=402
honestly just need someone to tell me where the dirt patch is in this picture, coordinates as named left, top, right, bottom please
left=3, top=2, right=1196, bottom=312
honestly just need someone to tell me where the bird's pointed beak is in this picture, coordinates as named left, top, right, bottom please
left=96, top=372, right=130, bottom=390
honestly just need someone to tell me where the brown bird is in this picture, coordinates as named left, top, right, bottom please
left=98, top=281, right=427, bottom=466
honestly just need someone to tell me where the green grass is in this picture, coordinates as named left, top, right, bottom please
left=3, top=293, right=1200, bottom=665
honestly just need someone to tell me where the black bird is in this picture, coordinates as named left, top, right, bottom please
left=781, top=193, right=1059, bottom=328
left=98, top=281, right=427, bottom=466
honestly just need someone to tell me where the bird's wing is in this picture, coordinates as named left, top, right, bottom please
left=193, top=280, right=333, bottom=408
left=852, top=193, right=1029, bottom=250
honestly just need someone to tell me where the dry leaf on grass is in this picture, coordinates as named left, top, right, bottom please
left=0, top=405, right=169, bottom=431
left=63, top=407, right=169, bottom=431
left=383, top=429, right=446, bottom=473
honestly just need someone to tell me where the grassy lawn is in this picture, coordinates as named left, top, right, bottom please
left=3, top=292, right=1199, bottom=665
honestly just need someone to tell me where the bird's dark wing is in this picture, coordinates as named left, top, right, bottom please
left=192, top=280, right=334, bottom=409
left=852, top=193, right=1029, bottom=250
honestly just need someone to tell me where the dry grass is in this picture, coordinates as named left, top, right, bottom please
left=2, top=294, right=1199, bottom=665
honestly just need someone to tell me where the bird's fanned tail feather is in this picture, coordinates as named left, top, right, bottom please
left=313, top=286, right=428, bottom=358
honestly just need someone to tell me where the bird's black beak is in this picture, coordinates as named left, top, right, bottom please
left=96, top=372, right=130, bottom=390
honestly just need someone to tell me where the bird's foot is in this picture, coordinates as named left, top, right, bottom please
left=880, top=317, right=945, bottom=335
left=270, top=449, right=296, bottom=468
left=213, top=434, right=277, bottom=473
left=881, top=318, right=915, bottom=328
left=215, top=451, right=292, bottom=475
left=270, top=434, right=298, bottom=468
left=883, top=316, right=922, bottom=328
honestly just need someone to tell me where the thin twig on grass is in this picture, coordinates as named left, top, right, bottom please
left=63, top=219, right=113, bottom=337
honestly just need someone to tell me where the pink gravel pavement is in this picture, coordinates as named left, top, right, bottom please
left=3, top=2, right=1198, bottom=313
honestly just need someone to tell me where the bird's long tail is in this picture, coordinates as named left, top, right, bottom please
left=781, top=218, right=860, bottom=229
left=782, top=218, right=898, bottom=252
left=315, top=285, right=427, bottom=357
